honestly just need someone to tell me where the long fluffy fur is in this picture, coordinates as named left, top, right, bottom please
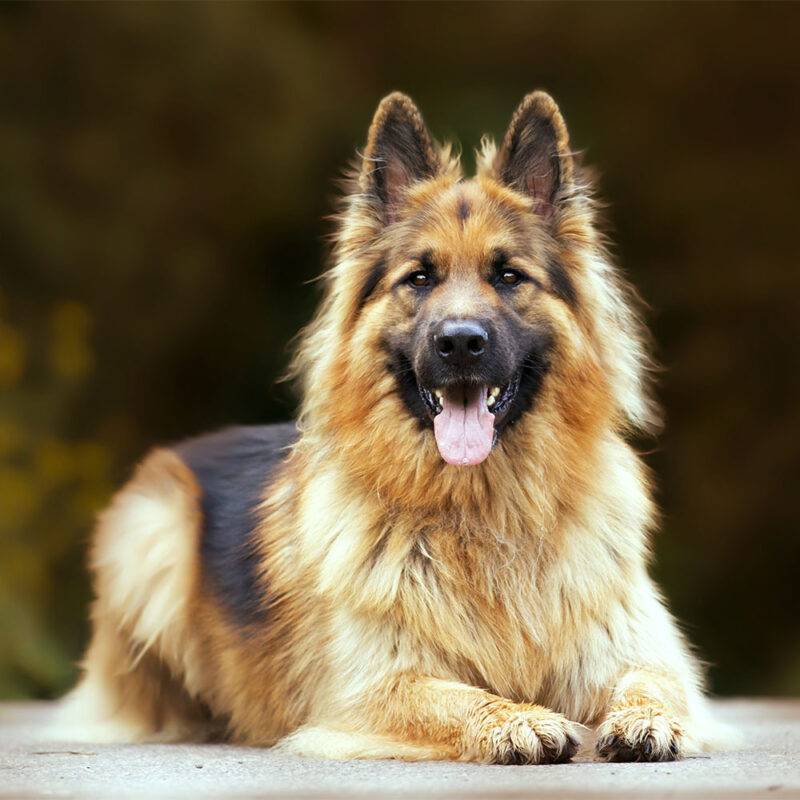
left=57, top=91, right=729, bottom=763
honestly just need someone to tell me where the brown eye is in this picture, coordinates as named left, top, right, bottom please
left=409, top=271, right=431, bottom=288
left=500, top=270, right=522, bottom=286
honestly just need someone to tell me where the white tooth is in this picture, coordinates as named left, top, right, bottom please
left=487, top=395, right=495, bottom=407
left=434, top=390, right=443, bottom=401
left=490, top=386, right=501, bottom=398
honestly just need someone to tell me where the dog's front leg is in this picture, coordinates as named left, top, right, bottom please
left=279, top=675, right=581, bottom=763
left=595, top=668, right=688, bottom=762
left=383, top=675, right=582, bottom=764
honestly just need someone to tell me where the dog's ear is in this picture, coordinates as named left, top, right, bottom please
left=494, top=91, right=574, bottom=217
left=359, top=92, right=439, bottom=223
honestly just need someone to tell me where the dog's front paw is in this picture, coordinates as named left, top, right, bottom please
left=596, top=704, right=683, bottom=762
left=467, top=702, right=581, bottom=765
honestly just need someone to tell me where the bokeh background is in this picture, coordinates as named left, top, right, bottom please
left=1, top=2, right=798, bottom=700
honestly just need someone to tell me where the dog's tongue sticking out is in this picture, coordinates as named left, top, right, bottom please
left=433, top=385, right=495, bottom=466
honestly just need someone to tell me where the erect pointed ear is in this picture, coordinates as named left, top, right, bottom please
left=359, top=92, right=439, bottom=223
left=494, top=91, right=574, bottom=216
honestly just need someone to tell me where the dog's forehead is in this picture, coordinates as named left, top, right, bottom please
left=405, top=179, right=534, bottom=268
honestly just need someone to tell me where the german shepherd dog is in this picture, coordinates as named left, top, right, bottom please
left=61, top=92, right=723, bottom=763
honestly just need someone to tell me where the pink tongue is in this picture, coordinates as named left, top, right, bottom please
left=433, top=385, right=495, bottom=466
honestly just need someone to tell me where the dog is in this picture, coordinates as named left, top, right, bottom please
left=60, top=91, right=723, bottom=763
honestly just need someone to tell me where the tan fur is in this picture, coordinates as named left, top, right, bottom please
left=55, top=450, right=218, bottom=743
left=60, top=91, right=728, bottom=763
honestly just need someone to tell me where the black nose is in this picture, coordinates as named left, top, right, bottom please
left=433, top=319, right=490, bottom=367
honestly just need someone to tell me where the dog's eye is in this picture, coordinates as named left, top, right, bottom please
left=408, top=271, right=431, bottom=288
left=499, top=270, right=522, bottom=286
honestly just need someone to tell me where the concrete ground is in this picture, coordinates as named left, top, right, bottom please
left=1, top=700, right=799, bottom=799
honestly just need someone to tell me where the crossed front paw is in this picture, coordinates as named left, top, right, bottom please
left=467, top=702, right=582, bottom=765
left=595, top=704, right=683, bottom=762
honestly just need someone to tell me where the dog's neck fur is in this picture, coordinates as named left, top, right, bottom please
left=288, top=397, right=620, bottom=547
left=285, top=160, right=655, bottom=553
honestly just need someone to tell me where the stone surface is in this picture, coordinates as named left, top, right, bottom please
left=1, top=699, right=799, bottom=799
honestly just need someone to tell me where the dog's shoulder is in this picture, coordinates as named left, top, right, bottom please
left=173, top=422, right=297, bottom=625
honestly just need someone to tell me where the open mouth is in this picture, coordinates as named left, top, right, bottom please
left=418, top=375, right=521, bottom=466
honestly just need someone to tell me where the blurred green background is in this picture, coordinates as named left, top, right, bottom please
left=1, top=2, right=798, bottom=700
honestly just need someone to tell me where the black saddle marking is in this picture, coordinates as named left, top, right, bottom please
left=174, top=422, right=297, bottom=627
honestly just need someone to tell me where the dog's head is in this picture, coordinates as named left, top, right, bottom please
left=295, top=92, right=656, bottom=474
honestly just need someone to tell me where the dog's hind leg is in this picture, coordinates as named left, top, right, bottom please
left=54, top=619, right=217, bottom=743
left=52, top=449, right=216, bottom=743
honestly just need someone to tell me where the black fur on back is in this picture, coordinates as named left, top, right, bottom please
left=174, top=423, right=297, bottom=627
